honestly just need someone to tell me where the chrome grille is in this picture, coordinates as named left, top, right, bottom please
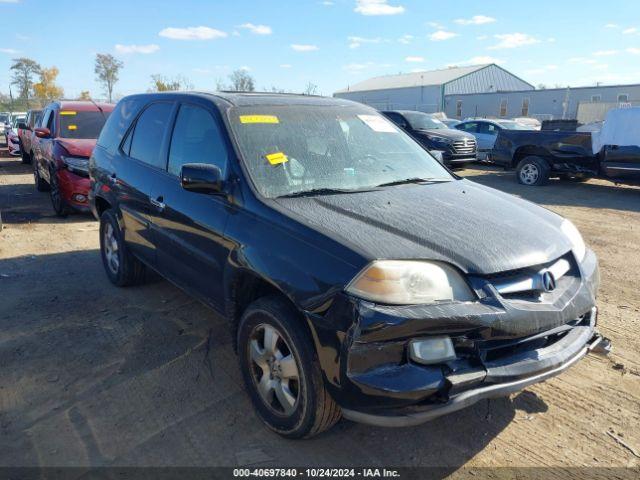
left=452, top=138, right=476, bottom=154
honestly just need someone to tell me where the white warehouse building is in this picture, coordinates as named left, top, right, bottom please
left=334, top=63, right=640, bottom=122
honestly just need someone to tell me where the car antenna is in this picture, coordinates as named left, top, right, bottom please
left=89, top=99, right=106, bottom=119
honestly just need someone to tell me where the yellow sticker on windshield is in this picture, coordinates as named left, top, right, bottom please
left=240, top=115, right=279, bottom=124
left=67, top=125, right=78, bottom=130
left=265, top=152, right=288, bottom=165
left=60, top=111, right=77, bottom=116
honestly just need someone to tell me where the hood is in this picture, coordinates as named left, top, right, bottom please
left=56, top=138, right=97, bottom=158
left=273, top=180, right=571, bottom=275
left=413, top=128, right=474, bottom=142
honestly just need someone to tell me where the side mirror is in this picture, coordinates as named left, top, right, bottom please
left=180, top=163, right=224, bottom=195
left=18, top=122, right=27, bottom=130
left=35, top=127, right=51, bottom=139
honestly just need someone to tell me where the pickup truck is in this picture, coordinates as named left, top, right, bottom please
left=491, top=108, right=640, bottom=186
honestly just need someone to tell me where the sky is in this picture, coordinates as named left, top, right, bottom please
left=1, top=0, right=639, bottom=100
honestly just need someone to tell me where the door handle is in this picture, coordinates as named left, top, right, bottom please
left=150, top=196, right=165, bottom=211
left=109, top=173, right=118, bottom=185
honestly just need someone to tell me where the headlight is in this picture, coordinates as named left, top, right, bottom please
left=561, top=219, right=586, bottom=262
left=428, top=135, right=449, bottom=143
left=345, top=260, right=476, bottom=305
left=62, top=156, right=89, bottom=175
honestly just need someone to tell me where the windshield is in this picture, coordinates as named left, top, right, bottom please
left=498, top=120, right=531, bottom=130
left=402, top=112, right=447, bottom=130
left=59, top=110, right=111, bottom=139
left=0, top=114, right=9, bottom=123
left=229, top=105, right=453, bottom=198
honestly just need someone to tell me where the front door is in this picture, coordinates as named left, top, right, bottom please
left=150, top=102, right=232, bottom=310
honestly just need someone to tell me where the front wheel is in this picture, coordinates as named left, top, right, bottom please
left=33, top=160, right=49, bottom=192
left=238, top=296, right=341, bottom=438
left=21, top=148, right=31, bottom=164
left=49, top=167, right=70, bottom=217
left=516, top=156, right=550, bottom=186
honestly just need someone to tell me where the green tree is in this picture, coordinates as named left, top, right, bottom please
left=78, top=90, right=91, bottom=100
left=94, top=53, right=123, bottom=102
left=149, top=74, right=193, bottom=92
left=10, top=57, right=41, bottom=106
left=228, top=69, right=255, bottom=92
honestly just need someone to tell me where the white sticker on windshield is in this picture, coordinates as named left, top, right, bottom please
left=357, top=115, right=398, bottom=133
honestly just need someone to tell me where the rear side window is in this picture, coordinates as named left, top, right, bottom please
left=96, top=97, right=145, bottom=153
left=459, top=122, right=477, bottom=133
left=128, top=103, right=174, bottom=169
left=168, top=104, right=227, bottom=177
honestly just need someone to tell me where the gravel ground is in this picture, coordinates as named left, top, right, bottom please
left=1, top=150, right=639, bottom=474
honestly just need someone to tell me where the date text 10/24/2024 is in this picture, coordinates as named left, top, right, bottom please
left=233, top=468, right=401, bottom=478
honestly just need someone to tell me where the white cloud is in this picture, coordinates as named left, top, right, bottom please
left=0, top=48, right=19, bottom=54
left=593, top=49, right=619, bottom=56
left=238, top=23, right=272, bottom=35
left=343, top=61, right=392, bottom=72
left=623, top=27, right=638, bottom=34
left=604, top=23, right=619, bottom=28
left=429, top=30, right=458, bottom=41
left=291, top=44, right=319, bottom=51
left=159, top=26, right=227, bottom=40
left=454, top=15, right=496, bottom=26
left=0, top=0, right=20, bottom=3
left=489, top=33, right=540, bottom=49
left=321, top=1, right=334, bottom=4
left=476, top=35, right=488, bottom=40
left=524, top=64, right=558, bottom=75
left=568, top=57, right=598, bottom=64
left=405, top=56, right=424, bottom=63
left=426, top=21, right=444, bottom=29
left=398, top=34, right=413, bottom=44
left=348, top=36, right=385, bottom=48
left=449, top=56, right=505, bottom=67
left=627, top=48, right=640, bottom=54
left=115, top=44, right=160, bottom=54
left=354, top=0, right=405, bottom=16
left=280, top=64, right=292, bottom=68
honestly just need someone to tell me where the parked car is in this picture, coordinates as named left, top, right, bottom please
left=0, top=112, right=10, bottom=135
left=441, top=118, right=461, bottom=128
left=32, top=101, right=114, bottom=216
left=6, top=116, right=25, bottom=156
left=382, top=110, right=477, bottom=167
left=18, top=109, right=42, bottom=164
left=90, top=92, right=609, bottom=438
left=456, top=119, right=532, bottom=160
left=591, top=107, right=640, bottom=184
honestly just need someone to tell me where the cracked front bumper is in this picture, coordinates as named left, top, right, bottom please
left=308, top=249, right=603, bottom=424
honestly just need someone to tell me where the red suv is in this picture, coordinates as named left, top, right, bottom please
left=32, top=101, right=113, bottom=216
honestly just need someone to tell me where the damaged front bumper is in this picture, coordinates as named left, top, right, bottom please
left=308, top=249, right=609, bottom=426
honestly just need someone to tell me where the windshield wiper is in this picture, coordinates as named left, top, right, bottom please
left=375, top=177, right=451, bottom=188
left=278, top=187, right=374, bottom=198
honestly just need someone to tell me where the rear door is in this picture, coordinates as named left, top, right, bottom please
left=115, top=101, right=176, bottom=267
left=149, top=101, right=231, bottom=310
left=477, top=122, right=500, bottom=151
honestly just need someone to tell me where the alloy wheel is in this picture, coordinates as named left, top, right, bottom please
left=103, top=222, right=120, bottom=275
left=520, top=163, right=539, bottom=185
left=248, top=324, right=300, bottom=416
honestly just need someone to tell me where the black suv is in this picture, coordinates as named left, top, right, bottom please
left=382, top=110, right=477, bottom=167
left=90, top=92, right=608, bottom=438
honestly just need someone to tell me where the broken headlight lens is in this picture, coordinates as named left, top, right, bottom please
left=346, top=260, right=476, bottom=305
left=561, top=219, right=586, bottom=262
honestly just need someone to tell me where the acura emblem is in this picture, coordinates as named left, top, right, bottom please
left=541, top=271, right=556, bottom=292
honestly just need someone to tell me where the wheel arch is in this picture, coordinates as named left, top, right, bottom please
left=512, top=145, right=552, bottom=168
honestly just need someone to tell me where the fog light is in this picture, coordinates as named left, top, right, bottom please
left=73, top=194, right=87, bottom=203
left=409, top=337, right=456, bottom=365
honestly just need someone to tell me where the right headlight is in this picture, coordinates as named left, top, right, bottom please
left=345, top=260, right=476, bottom=305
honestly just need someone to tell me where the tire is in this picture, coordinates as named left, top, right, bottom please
left=49, top=167, right=70, bottom=217
left=237, top=296, right=341, bottom=438
left=99, top=209, right=146, bottom=287
left=33, top=159, right=49, bottom=192
left=516, top=156, right=550, bottom=186
left=21, top=148, right=31, bottom=164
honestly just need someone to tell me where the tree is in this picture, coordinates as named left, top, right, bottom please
left=33, top=67, right=64, bottom=103
left=303, top=82, right=318, bottom=96
left=149, top=74, right=193, bottom=92
left=228, top=69, right=255, bottom=92
left=214, top=78, right=227, bottom=91
left=95, top=53, right=123, bottom=102
left=78, top=91, right=91, bottom=100
left=10, top=57, right=41, bottom=106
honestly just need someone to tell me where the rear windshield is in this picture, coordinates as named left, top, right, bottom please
left=228, top=105, right=453, bottom=198
left=59, top=110, right=111, bottom=139
left=403, top=112, right=447, bottom=130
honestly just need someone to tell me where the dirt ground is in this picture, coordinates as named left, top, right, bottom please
left=1, top=146, right=639, bottom=474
